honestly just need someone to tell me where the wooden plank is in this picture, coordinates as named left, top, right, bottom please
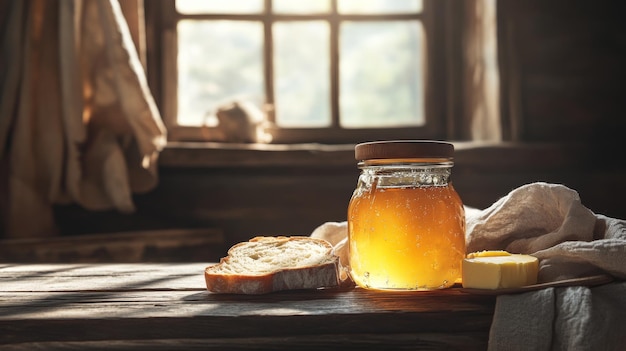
left=0, top=289, right=494, bottom=346
left=0, top=333, right=489, bottom=350
left=0, top=229, right=225, bottom=263
left=0, top=263, right=209, bottom=291
left=0, top=288, right=494, bottom=318
left=160, top=142, right=356, bottom=168
left=0, top=264, right=495, bottom=349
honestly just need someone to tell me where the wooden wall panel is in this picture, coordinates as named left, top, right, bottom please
left=50, top=144, right=626, bottom=255
left=498, top=0, right=626, bottom=143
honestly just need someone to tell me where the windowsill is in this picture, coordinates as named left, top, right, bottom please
left=159, top=141, right=596, bottom=170
left=159, top=141, right=356, bottom=168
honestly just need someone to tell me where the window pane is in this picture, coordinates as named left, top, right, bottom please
left=273, top=0, right=331, bottom=14
left=340, top=21, right=424, bottom=128
left=176, top=0, right=263, bottom=14
left=177, top=20, right=264, bottom=126
left=338, top=0, right=422, bottom=14
left=273, top=22, right=331, bottom=128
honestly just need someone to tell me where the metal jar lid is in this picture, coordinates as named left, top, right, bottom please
left=354, top=140, right=454, bottom=161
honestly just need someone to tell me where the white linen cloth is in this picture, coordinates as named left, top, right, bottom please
left=0, top=0, right=166, bottom=237
left=311, top=182, right=626, bottom=350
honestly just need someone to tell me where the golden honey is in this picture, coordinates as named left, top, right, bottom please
left=347, top=141, right=465, bottom=291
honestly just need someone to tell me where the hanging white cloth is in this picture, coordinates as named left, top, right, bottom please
left=0, top=0, right=166, bottom=238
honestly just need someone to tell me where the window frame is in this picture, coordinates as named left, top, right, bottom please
left=145, top=0, right=454, bottom=144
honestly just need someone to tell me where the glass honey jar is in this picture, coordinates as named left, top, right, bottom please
left=347, top=140, right=465, bottom=291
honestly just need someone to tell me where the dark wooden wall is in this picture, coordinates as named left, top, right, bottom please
left=498, top=0, right=626, bottom=143
left=52, top=142, right=626, bottom=259
left=21, top=0, right=626, bottom=261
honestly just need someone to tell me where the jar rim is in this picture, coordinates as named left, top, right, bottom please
left=355, top=140, right=454, bottom=161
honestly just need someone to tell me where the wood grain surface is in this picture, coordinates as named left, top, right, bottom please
left=0, top=263, right=496, bottom=350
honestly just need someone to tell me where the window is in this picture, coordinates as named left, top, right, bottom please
left=149, top=0, right=449, bottom=144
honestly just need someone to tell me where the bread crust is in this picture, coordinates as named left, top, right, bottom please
left=204, top=236, right=340, bottom=294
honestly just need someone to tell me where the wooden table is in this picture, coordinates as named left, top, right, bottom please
left=0, top=263, right=496, bottom=350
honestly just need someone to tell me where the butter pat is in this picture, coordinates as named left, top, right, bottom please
left=462, top=251, right=538, bottom=289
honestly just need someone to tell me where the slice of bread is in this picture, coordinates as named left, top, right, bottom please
left=204, top=236, right=340, bottom=294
